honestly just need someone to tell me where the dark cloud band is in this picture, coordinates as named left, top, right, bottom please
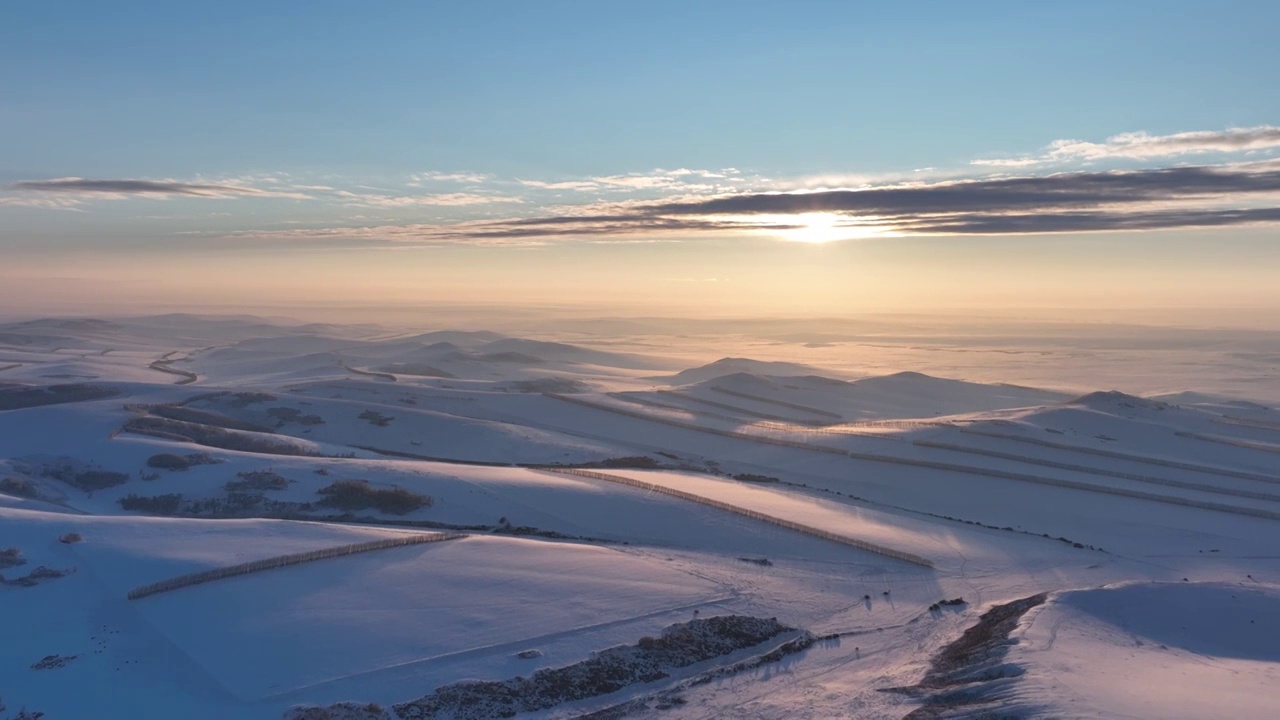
left=446, top=163, right=1280, bottom=239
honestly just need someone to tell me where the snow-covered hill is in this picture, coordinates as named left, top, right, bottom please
left=1, top=314, right=1277, bottom=719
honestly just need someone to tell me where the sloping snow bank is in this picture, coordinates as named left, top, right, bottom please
left=1012, top=582, right=1280, bottom=719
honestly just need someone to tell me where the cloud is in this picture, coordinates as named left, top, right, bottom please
left=3, top=176, right=525, bottom=211
left=11, top=127, right=1280, bottom=244
left=518, top=168, right=744, bottom=195
left=975, top=126, right=1280, bottom=167
left=897, top=206, right=1280, bottom=234
left=518, top=179, right=602, bottom=191
left=647, top=164, right=1280, bottom=216
left=222, top=221, right=557, bottom=248
left=0, top=195, right=87, bottom=210
left=969, top=157, right=1044, bottom=168
left=585, top=168, right=744, bottom=194
left=7, top=177, right=311, bottom=200
left=333, top=191, right=524, bottom=208
left=143, top=159, right=1280, bottom=247
left=0, top=166, right=786, bottom=215
left=376, top=161, right=1280, bottom=242
left=410, top=171, right=493, bottom=185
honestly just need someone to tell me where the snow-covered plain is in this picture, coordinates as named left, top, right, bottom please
left=1, top=313, right=1278, bottom=719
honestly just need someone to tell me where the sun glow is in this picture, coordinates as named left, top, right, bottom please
left=777, top=212, right=888, bottom=244
left=784, top=212, right=842, bottom=243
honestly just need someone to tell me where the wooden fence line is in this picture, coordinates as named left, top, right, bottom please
left=914, top=439, right=1280, bottom=504
left=708, top=385, right=844, bottom=420
left=127, top=532, right=465, bottom=600
left=958, top=428, right=1280, bottom=484
left=655, top=390, right=809, bottom=424
left=542, top=467, right=935, bottom=568
left=752, top=420, right=910, bottom=439
left=1176, top=430, right=1280, bottom=456
left=843, top=449, right=1280, bottom=521
left=606, top=392, right=745, bottom=424
left=545, top=393, right=850, bottom=454
left=544, top=394, right=1280, bottom=521
left=1216, top=415, right=1280, bottom=432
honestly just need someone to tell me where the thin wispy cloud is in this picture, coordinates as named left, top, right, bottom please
left=974, top=126, right=1280, bottom=167
left=333, top=191, right=524, bottom=208
left=409, top=171, right=493, bottom=185
left=3, top=176, right=525, bottom=212
left=256, top=161, right=1280, bottom=245
left=591, top=168, right=733, bottom=191
left=7, top=178, right=311, bottom=199
left=222, top=221, right=558, bottom=248
left=518, top=179, right=603, bottom=192
left=0, top=195, right=87, bottom=210
left=518, top=168, right=745, bottom=195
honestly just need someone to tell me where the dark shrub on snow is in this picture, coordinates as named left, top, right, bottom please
left=226, top=470, right=290, bottom=492
left=146, top=453, right=218, bottom=471
left=119, top=493, right=184, bottom=515
left=317, top=480, right=431, bottom=515
left=600, top=456, right=659, bottom=469
left=0, top=477, right=37, bottom=498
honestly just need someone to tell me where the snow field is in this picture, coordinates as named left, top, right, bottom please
left=4, top=314, right=1280, bottom=719
left=1012, top=582, right=1280, bottom=719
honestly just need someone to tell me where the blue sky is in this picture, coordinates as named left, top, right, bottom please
left=3, top=1, right=1279, bottom=315
left=5, top=0, right=1279, bottom=178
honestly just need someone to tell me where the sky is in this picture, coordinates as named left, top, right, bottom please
left=3, top=0, right=1280, bottom=320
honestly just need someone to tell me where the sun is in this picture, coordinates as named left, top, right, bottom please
left=777, top=211, right=896, bottom=244
left=771, top=212, right=898, bottom=243
left=783, top=212, right=845, bottom=243
left=716, top=211, right=891, bottom=243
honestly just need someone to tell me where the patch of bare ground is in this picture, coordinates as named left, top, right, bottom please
left=1, top=565, right=74, bottom=588
left=579, top=631, right=828, bottom=720
left=0, top=548, right=25, bottom=569
left=0, top=697, right=46, bottom=720
left=882, top=593, right=1047, bottom=719
left=30, top=655, right=77, bottom=670
left=289, top=616, right=796, bottom=720
left=285, top=704, right=392, bottom=720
